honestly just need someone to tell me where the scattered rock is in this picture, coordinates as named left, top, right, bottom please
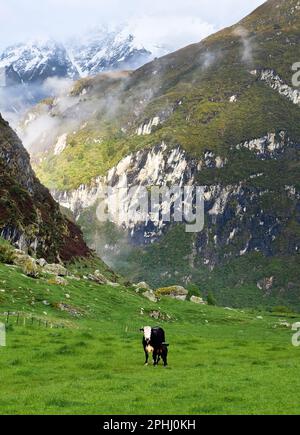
left=44, top=263, right=68, bottom=276
left=273, top=320, right=291, bottom=329
left=48, top=276, right=68, bottom=286
left=257, top=277, right=274, bottom=293
left=36, top=258, right=47, bottom=267
left=142, top=290, right=158, bottom=303
left=108, top=282, right=120, bottom=288
left=56, top=303, right=83, bottom=317
left=190, top=296, right=207, bottom=305
left=88, top=270, right=108, bottom=284
left=149, top=310, right=172, bottom=321
left=279, top=321, right=291, bottom=328
left=20, top=257, right=39, bottom=278
left=155, top=285, right=189, bottom=301
left=136, top=282, right=152, bottom=291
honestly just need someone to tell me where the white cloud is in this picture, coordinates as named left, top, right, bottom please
left=0, top=0, right=265, bottom=51
left=127, top=15, right=215, bottom=54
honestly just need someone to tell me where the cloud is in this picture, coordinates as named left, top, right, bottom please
left=233, top=26, right=255, bottom=64
left=0, top=0, right=265, bottom=51
left=128, top=15, right=215, bottom=54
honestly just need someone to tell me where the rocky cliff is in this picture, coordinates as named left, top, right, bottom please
left=0, top=114, right=90, bottom=262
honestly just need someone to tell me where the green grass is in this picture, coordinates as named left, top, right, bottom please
left=0, top=260, right=300, bottom=415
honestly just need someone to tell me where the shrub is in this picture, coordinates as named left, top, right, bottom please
left=0, top=243, right=15, bottom=264
left=186, top=284, right=202, bottom=298
left=272, top=306, right=294, bottom=314
left=207, top=291, right=217, bottom=306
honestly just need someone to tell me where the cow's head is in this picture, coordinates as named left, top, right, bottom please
left=140, top=326, right=152, bottom=344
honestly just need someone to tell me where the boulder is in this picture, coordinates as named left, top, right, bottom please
left=88, top=270, right=108, bottom=285
left=142, top=290, right=158, bottom=303
left=22, top=257, right=39, bottom=278
left=190, top=296, right=207, bottom=305
left=257, top=277, right=274, bottom=292
left=48, top=276, right=68, bottom=286
left=13, top=253, right=39, bottom=278
left=36, top=258, right=47, bottom=267
left=155, top=285, right=189, bottom=301
left=108, top=282, right=121, bottom=288
left=13, top=252, right=36, bottom=267
left=136, top=282, right=152, bottom=291
left=44, top=263, right=68, bottom=276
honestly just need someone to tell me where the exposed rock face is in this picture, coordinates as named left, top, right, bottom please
left=52, top=132, right=300, bottom=273
left=259, top=69, right=300, bottom=106
left=0, top=114, right=90, bottom=262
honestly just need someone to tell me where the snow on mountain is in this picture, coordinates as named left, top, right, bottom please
left=67, top=26, right=151, bottom=77
left=0, top=39, right=79, bottom=84
left=0, top=26, right=169, bottom=86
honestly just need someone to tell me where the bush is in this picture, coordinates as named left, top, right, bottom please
left=272, top=306, right=294, bottom=314
left=207, top=291, right=217, bottom=306
left=0, top=243, right=15, bottom=264
left=186, top=284, right=202, bottom=298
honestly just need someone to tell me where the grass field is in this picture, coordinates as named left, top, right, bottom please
left=0, top=261, right=300, bottom=415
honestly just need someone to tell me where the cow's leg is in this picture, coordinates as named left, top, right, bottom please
left=153, top=350, right=158, bottom=366
left=144, top=349, right=149, bottom=366
left=162, top=350, right=168, bottom=367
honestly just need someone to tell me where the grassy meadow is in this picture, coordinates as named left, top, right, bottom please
left=0, top=261, right=300, bottom=415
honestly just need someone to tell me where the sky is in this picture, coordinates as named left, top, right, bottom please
left=0, top=0, right=265, bottom=51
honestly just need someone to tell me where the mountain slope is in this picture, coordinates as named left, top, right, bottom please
left=20, top=0, right=300, bottom=307
left=0, top=114, right=90, bottom=262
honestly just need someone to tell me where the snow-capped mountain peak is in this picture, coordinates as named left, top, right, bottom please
left=0, top=39, right=78, bottom=84
left=0, top=25, right=168, bottom=86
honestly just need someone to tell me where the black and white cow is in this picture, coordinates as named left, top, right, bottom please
left=140, top=326, right=169, bottom=367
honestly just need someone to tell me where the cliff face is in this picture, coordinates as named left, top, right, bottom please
left=52, top=131, right=299, bottom=278
left=0, top=114, right=90, bottom=262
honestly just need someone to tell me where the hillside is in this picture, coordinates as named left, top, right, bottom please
left=19, top=0, right=300, bottom=307
left=0, top=114, right=91, bottom=262
left=0, top=243, right=300, bottom=415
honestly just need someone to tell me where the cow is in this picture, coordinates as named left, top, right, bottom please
left=140, top=326, right=169, bottom=367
